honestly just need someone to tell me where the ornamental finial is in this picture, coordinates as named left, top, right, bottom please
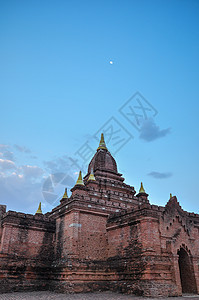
left=75, top=171, right=84, bottom=186
left=88, top=168, right=96, bottom=181
left=97, top=133, right=107, bottom=151
left=63, top=188, right=68, bottom=199
left=139, top=182, right=145, bottom=193
left=36, top=202, right=42, bottom=214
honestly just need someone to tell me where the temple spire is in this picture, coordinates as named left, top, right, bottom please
left=139, top=182, right=145, bottom=193
left=36, top=202, right=42, bottom=214
left=88, top=168, right=96, bottom=181
left=137, top=182, right=149, bottom=202
left=63, top=188, right=68, bottom=199
left=97, top=133, right=107, bottom=151
left=75, top=171, right=84, bottom=186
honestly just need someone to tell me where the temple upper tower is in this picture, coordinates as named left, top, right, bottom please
left=84, top=133, right=124, bottom=183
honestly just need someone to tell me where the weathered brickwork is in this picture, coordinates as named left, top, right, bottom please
left=0, top=210, right=55, bottom=292
left=0, top=135, right=198, bottom=296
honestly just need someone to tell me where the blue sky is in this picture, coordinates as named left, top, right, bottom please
left=0, top=0, right=199, bottom=214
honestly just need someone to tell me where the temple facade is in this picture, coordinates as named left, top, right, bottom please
left=0, top=134, right=198, bottom=296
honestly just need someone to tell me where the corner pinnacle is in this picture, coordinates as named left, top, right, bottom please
left=63, top=188, right=68, bottom=199
left=75, top=171, right=84, bottom=186
left=170, top=193, right=172, bottom=199
left=139, top=182, right=146, bottom=193
left=36, top=202, right=43, bottom=214
left=97, top=133, right=107, bottom=151
left=88, top=168, right=96, bottom=181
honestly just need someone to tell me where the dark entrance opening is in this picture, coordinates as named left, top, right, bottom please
left=178, top=247, right=197, bottom=294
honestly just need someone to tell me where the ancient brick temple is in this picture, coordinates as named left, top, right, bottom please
left=0, top=134, right=198, bottom=296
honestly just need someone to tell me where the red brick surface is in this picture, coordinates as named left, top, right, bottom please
left=0, top=146, right=198, bottom=296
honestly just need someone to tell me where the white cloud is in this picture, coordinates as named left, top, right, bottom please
left=0, top=171, right=44, bottom=214
left=0, top=144, right=47, bottom=214
left=0, top=159, right=16, bottom=170
left=20, top=165, right=44, bottom=178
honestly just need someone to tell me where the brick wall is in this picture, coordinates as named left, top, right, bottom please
left=0, top=211, right=55, bottom=292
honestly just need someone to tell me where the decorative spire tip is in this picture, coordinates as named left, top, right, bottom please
left=63, top=188, right=68, bottom=199
left=75, top=170, right=84, bottom=186
left=88, top=168, right=96, bottom=181
left=36, top=202, right=43, bottom=214
left=139, top=182, right=146, bottom=194
left=97, top=133, right=107, bottom=151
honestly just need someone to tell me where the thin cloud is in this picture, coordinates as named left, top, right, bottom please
left=44, top=156, right=72, bottom=173
left=2, top=150, right=15, bottom=161
left=139, top=119, right=171, bottom=142
left=30, top=155, right=38, bottom=159
left=0, top=144, right=9, bottom=150
left=148, top=171, right=173, bottom=179
left=84, top=134, right=94, bottom=141
left=14, top=144, right=31, bottom=154
left=0, top=144, right=15, bottom=161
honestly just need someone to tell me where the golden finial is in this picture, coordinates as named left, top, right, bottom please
left=97, top=133, right=107, bottom=150
left=75, top=171, right=84, bottom=186
left=170, top=193, right=172, bottom=199
left=139, top=182, right=145, bottom=193
left=63, top=188, right=68, bottom=199
left=88, top=168, right=96, bottom=181
left=36, top=202, right=42, bottom=214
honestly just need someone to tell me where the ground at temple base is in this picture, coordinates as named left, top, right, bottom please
left=0, top=291, right=199, bottom=300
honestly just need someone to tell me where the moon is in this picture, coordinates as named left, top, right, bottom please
left=109, top=60, right=113, bottom=64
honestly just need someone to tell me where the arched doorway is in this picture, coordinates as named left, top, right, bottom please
left=177, top=247, right=197, bottom=294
